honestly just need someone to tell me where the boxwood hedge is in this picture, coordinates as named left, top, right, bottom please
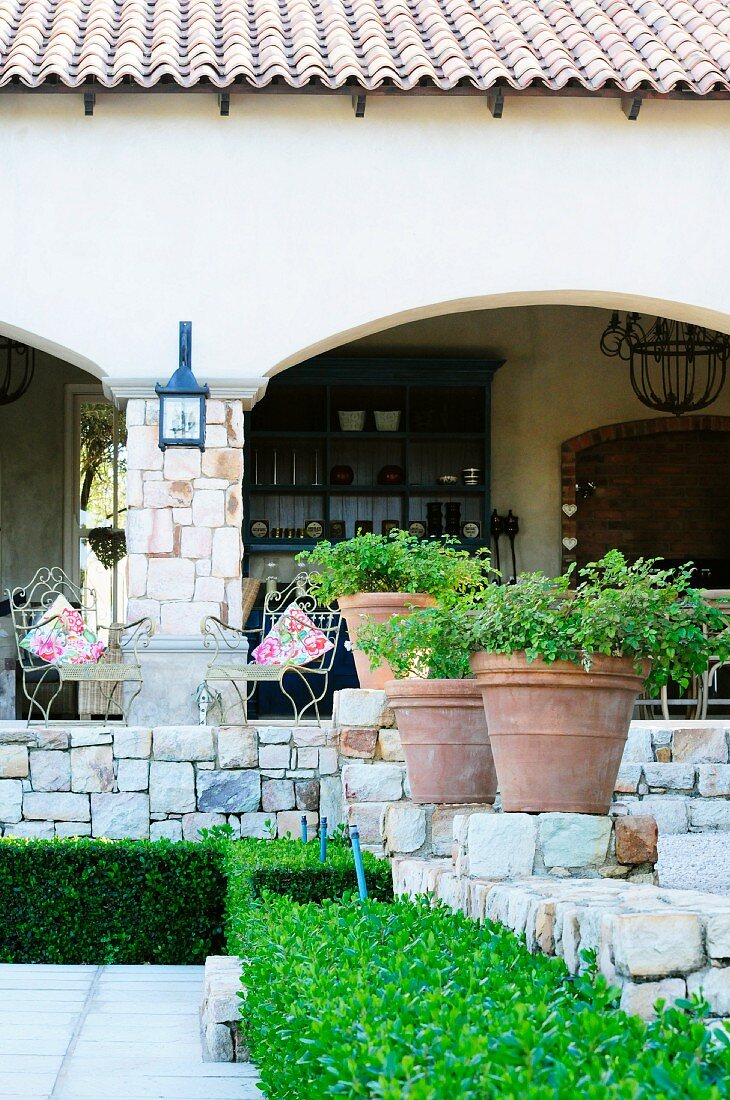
left=0, top=834, right=391, bottom=964
left=231, top=894, right=730, bottom=1100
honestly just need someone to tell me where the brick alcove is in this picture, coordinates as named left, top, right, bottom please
left=560, top=416, right=730, bottom=578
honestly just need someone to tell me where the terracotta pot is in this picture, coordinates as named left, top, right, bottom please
left=385, top=679, right=497, bottom=805
left=338, top=592, right=436, bottom=690
left=469, top=651, right=647, bottom=814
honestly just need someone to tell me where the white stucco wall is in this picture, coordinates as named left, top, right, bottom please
left=1, top=93, right=730, bottom=389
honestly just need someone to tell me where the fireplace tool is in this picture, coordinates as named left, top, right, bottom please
left=504, top=510, right=519, bottom=583
left=490, top=510, right=504, bottom=581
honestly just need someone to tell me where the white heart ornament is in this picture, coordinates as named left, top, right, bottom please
left=562, top=537, right=578, bottom=551
left=562, top=504, right=577, bottom=517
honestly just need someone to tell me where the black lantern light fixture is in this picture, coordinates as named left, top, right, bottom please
left=599, top=312, right=730, bottom=417
left=0, top=337, right=35, bottom=406
left=156, top=322, right=209, bottom=450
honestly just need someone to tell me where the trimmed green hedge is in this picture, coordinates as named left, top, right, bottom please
left=0, top=837, right=226, bottom=964
left=224, top=837, right=393, bottom=917
left=233, top=894, right=730, bottom=1100
left=0, top=834, right=391, bottom=964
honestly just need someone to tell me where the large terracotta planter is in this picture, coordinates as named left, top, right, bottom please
left=338, top=592, right=436, bottom=690
left=469, top=651, right=647, bottom=814
left=384, top=678, right=497, bottom=805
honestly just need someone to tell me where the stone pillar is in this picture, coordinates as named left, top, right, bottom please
left=125, top=397, right=244, bottom=632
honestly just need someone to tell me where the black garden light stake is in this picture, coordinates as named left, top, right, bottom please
left=505, top=510, right=519, bottom=584
left=156, top=322, right=209, bottom=451
left=490, top=510, right=504, bottom=581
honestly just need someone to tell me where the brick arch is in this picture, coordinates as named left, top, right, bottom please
left=560, top=415, right=730, bottom=571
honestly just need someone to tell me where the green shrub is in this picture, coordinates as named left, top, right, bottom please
left=0, top=837, right=225, bottom=964
left=224, top=838, right=392, bottom=927
left=234, top=894, right=730, bottom=1100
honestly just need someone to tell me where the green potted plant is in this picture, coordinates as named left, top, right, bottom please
left=357, top=603, right=497, bottom=805
left=298, top=531, right=490, bottom=689
left=467, top=551, right=730, bottom=814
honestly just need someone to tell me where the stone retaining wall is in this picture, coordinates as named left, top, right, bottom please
left=200, top=955, right=249, bottom=1062
left=394, top=857, right=730, bottom=1022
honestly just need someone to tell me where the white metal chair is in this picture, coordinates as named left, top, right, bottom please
left=201, top=572, right=341, bottom=725
left=7, top=566, right=154, bottom=725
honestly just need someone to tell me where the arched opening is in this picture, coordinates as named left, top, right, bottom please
left=0, top=337, right=124, bottom=720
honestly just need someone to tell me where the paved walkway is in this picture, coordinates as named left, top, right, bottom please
left=0, top=964, right=262, bottom=1099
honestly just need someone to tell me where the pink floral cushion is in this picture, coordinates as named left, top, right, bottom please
left=20, top=594, right=107, bottom=667
left=252, top=603, right=334, bottom=666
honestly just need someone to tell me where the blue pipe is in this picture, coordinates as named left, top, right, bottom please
left=301, top=815, right=308, bottom=843
left=349, top=824, right=368, bottom=901
left=319, top=816, right=328, bottom=863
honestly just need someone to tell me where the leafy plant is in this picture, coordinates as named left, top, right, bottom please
left=357, top=602, right=475, bottom=679
left=465, top=550, right=730, bottom=692
left=298, top=530, right=491, bottom=604
left=87, top=527, right=127, bottom=569
left=233, top=893, right=730, bottom=1099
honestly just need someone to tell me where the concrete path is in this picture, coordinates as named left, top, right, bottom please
left=0, top=964, right=263, bottom=1099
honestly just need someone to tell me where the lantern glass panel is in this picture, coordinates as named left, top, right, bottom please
left=162, top=396, right=203, bottom=443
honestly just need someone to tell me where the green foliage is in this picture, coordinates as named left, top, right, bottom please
left=87, top=527, right=127, bottom=569
left=0, top=837, right=225, bottom=964
left=298, top=530, right=491, bottom=603
left=465, top=550, right=730, bottom=692
left=235, top=894, right=730, bottom=1100
left=357, top=602, right=474, bottom=679
left=224, top=838, right=393, bottom=932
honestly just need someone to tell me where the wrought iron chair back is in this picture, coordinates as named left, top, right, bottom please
left=8, top=567, right=98, bottom=679
left=202, top=571, right=341, bottom=725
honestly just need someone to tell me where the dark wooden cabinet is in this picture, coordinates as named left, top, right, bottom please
left=243, top=357, right=502, bottom=567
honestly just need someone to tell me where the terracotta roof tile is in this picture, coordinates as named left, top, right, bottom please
left=0, top=0, right=729, bottom=91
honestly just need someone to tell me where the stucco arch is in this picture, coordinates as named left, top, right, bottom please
left=267, top=290, right=730, bottom=379
left=0, top=319, right=105, bottom=380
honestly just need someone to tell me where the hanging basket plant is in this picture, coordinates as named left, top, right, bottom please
left=88, top=527, right=127, bottom=570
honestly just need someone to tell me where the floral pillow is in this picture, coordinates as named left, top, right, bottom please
left=20, top=594, right=106, bottom=667
left=252, top=603, right=334, bottom=666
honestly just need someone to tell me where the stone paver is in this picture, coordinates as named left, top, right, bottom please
left=0, top=964, right=262, bottom=1099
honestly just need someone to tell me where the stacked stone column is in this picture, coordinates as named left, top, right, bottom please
left=125, top=398, right=244, bottom=631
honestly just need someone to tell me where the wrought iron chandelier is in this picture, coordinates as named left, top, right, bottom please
left=599, top=312, right=730, bottom=416
left=0, top=337, right=35, bottom=406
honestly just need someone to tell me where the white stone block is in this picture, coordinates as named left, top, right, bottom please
left=195, top=576, right=225, bottom=602
left=343, top=763, right=403, bottom=803
left=622, top=727, right=654, bottom=763
left=539, top=813, right=612, bottom=869
left=182, top=812, right=226, bottom=841
left=297, top=747, right=319, bottom=769
left=149, top=761, right=196, bottom=813
left=126, top=425, right=163, bottom=471
left=4, top=820, right=53, bottom=838
left=143, top=480, right=193, bottom=509
left=239, top=812, right=273, bottom=839
left=467, top=813, right=537, bottom=879
left=642, top=763, right=696, bottom=791
left=113, top=727, right=152, bottom=758
left=697, top=765, right=730, bottom=797
left=689, top=802, right=730, bottom=830
left=217, top=727, right=258, bottom=769
left=613, top=913, right=704, bottom=979
left=69, top=729, right=113, bottom=747
left=211, top=526, right=242, bottom=579
left=150, top=819, right=183, bottom=841
left=71, top=746, right=115, bottom=793
left=148, top=510, right=174, bottom=554
left=256, top=726, right=291, bottom=744
left=147, top=558, right=196, bottom=601
left=629, top=796, right=688, bottom=834
left=55, top=821, right=92, bottom=838
left=127, top=554, right=148, bottom=599
left=163, top=449, right=201, bottom=479
left=672, top=726, right=729, bottom=764
left=333, top=689, right=392, bottom=729
left=24, top=792, right=90, bottom=821
left=160, top=601, right=219, bottom=634
left=126, top=509, right=154, bottom=554
left=377, top=728, right=405, bottom=762
left=277, top=810, right=317, bottom=838
left=292, top=727, right=326, bottom=748
left=318, top=747, right=338, bottom=775
left=319, top=775, right=345, bottom=831
left=153, top=726, right=215, bottom=762
left=206, top=400, right=226, bottom=424
left=614, top=764, right=643, bottom=794
left=431, top=806, right=493, bottom=858
left=91, top=793, right=149, bottom=839
left=125, top=399, right=146, bottom=427
left=262, top=779, right=295, bottom=812
left=259, top=745, right=291, bottom=770
left=116, top=758, right=149, bottom=792
left=619, top=978, right=686, bottom=1021
left=225, top=486, right=243, bottom=527
left=384, top=803, right=426, bottom=854
left=688, top=967, right=730, bottom=1015
left=181, top=525, right=213, bottom=559
left=173, top=507, right=193, bottom=526
left=205, top=425, right=229, bottom=449
left=707, top=915, right=730, bottom=959
left=127, top=470, right=144, bottom=509
left=193, top=490, right=225, bottom=528
left=29, top=750, right=70, bottom=792
left=0, top=746, right=28, bottom=779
